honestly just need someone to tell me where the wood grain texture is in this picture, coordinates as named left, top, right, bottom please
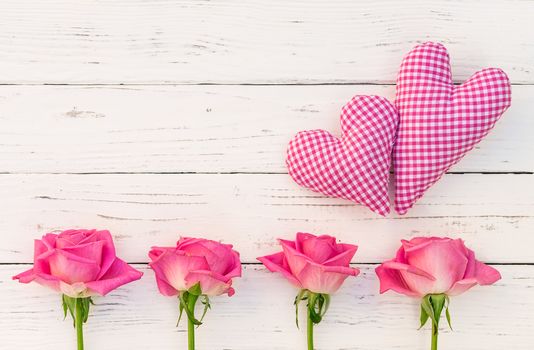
left=1, top=1, right=533, bottom=348
left=0, top=85, right=530, bottom=173
left=0, top=0, right=533, bottom=84
left=3, top=264, right=533, bottom=350
left=2, top=173, right=533, bottom=264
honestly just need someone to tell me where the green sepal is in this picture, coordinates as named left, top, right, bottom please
left=419, top=304, right=430, bottom=329
left=177, top=284, right=212, bottom=328
left=188, top=283, right=202, bottom=296
left=61, top=295, right=92, bottom=328
left=318, top=294, right=330, bottom=318
left=419, top=294, right=451, bottom=331
left=177, top=297, right=185, bottom=327
left=307, top=292, right=330, bottom=325
left=430, top=294, right=446, bottom=326
left=81, top=297, right=91, bottom=323
left=445, top=296, right=453, bottom=330
left=307, top=292, right=321, bottom=324
left=294, top=290, right=332, bottom=328
left=178, top=291, right=202, bottom=326
left=294, top=289, right=308, bottom=329
left=199, top=295, right=211, bottom=324
left=62, top=294, right=76, bottom=325
left=421, top=295, right=437, bottom=327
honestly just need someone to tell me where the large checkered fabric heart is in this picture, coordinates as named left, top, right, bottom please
left=286, top=95, right=398, bottom=216
left=394, top=42, right=512, bottom=214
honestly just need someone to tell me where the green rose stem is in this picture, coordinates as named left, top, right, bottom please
left=75, top=298, right=85, bottom=350
left=306, top=307, right=314, bottom=350
left=420, top=294, right=451, bottom=350
left=187, top=294, right=199, bottom=350
left=431, top=321, right=438, bottom=350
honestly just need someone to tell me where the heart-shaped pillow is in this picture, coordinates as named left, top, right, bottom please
left=394, top=42, right=512, bottom=214
left=286, top=95, right=398, bottom=216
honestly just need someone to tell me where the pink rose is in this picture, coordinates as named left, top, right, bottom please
left=13, top=229, right=143, bottom=297
left=148, top=237, right=242, bottom=297
left=257, top=232, right=359, bottom=294
left=376, top=237, right=501, bottom=297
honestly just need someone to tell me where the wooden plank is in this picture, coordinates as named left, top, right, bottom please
left=2, top=173, right=533, bottom=264
left=0, top=85, right=531, bottom=173
left=3, top=264, right=533, bottom=350
left=0, top=0, right=533, bottom=84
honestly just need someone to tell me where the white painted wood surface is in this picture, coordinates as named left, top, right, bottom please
left=0, top=85, right=532, bottom=173
left=4, top=265, right=534, bottom=350
left=2, top=173, right=533, bottom=264
left=0, top=0, right=533, bottom=84
left=1, top=0, right=534, bottom=349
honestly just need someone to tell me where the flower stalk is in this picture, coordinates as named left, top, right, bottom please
left=306, top=306, right=314, bottom=350
left=75, top=298, right=85, bottom=350
left=187, top=293, right=199, bottom=350
left=431, top=321, right=438, bottom=350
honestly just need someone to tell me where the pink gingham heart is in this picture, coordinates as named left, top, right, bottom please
left=286, top=95, right=398, bottom=216
left=394, top=42, right=512, bottom=214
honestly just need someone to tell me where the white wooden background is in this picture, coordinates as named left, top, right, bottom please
left=1, top=1, right=534, bottom=349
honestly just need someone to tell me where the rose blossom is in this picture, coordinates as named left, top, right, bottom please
left=13, top=229, right=143, bottom=297
left=376, top=237, right=501, bottom=297
left=148, top=237, right=242, bottom=297
left=257, top=232, right=359, bottom=294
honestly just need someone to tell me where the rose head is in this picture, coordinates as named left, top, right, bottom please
left=13, top=229, right=143, bottom=297
left=257, top=232, right=359, bottom=294
left=376, top=237, right=501, bottom=297
left=148, top=237, right=242, bottom=297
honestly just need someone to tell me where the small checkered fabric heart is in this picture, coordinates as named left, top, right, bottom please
left=394, top=42, right=512, bottom=214
left=286, top=95, right=398, bottom=216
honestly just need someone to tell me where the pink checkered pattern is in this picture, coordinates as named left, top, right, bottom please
left=286, top=95, right=398, bottom=216
left=394, top=42, right=512, bottom=214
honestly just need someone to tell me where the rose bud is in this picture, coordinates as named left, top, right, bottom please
left=148, top=237, right=242, bottom=350
left=376, top=237, right=501, bottom=350
left=258, top=232, right=359, bottom=350
left=13, top=229, right=143, bottom=350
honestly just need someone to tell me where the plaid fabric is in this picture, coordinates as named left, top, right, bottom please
left=286, top=95, right=398, bottom=216
left=394, top=42, right=512, bottom=214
